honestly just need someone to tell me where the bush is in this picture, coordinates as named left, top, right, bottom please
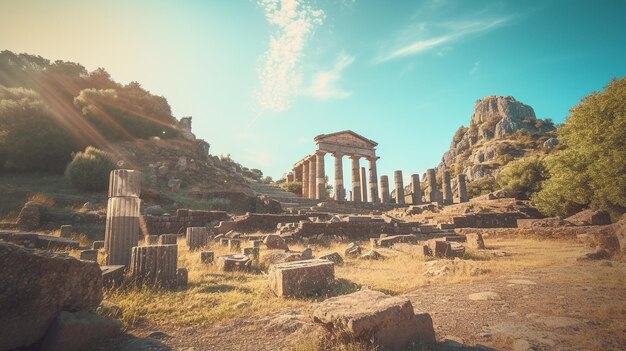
left=65, top=146, right=116, bottom=191
left=280, top=181, right=302, bottom=195
left=497, top=157, right=547, bottom=199
left=467, top=177, right=499, bottom=198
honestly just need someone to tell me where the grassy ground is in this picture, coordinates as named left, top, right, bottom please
left=105, top=235, right=591, bottom=331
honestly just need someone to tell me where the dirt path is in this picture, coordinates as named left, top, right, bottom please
left=94, top=240, right=626, bottom=351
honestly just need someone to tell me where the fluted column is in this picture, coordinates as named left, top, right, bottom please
left=302, top=160, right=309, bottom=198
left=359, top=167, right=368, bottom=202
left=380, top=175, right=390, bottom=203
left=105, top=169, right=141, bottom=267
left=427, top=168, right=437, bottom=203
left=442, top=170, right=453, bottom=205
left=394, top=170, right=405, bottom=204
left=350, top=156, right=361, bottom=202
left=316, top=151, right=326, bottom=200
left=457, top=174, right=469, bottom=203
left=308, top=156, right=317, bottom=199
left=333, top=153, right=344, bottom=201
left=367, top=157, right=379, bottom=203
left=411, top=174, right=423, bottom=205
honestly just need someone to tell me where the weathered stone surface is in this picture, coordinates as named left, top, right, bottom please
left=517, top=217, right=573, bottom=228
left=186, top=227, right=208, bottom=250
left=217, top=254, right=251, bottom=272
left=79, top=249, right=98, bottom=262
left=108, top=169, right=141, bottom=198
left=40, top=311, right=121, bottom=351
left=312, top=289, right=436, bottom=350
left=464, top=233, right=486, bottom=249
left=177, top=268, right=188, bottom=288
left=359, top=250, right=383, bottom=260
left=319, top=252, right=343, bottom=264
left=144, top=235, right=159, bottom=245
left=130, top=245, right=178, bottom=287
left=59, top=225, right=73, bottom=238
left=16, top=202, right=41, bottom=230
left=424, top=240, right=465, bottom=258
left=92, top=240, right=105, bottom=250
left=566, top=210, right=612, bottom=226
left=344, top=242, right=362, bottom=257
left=269, top=259, right=334, bottom=297
left=264, top=234, right=289, bottom=250
left=301, top=247, right=313, bottom=259
left=377, top=234, right=417, bottom=248
left=263, top=252, right=305, bottom=264
left=199, top=251, right=214, bottom=264
left=101, top=265, right=125, bottom=288
left=159, top=234, right=178, bottom=245
left=0, top=243, right=102, bottom=350
left=0, top=232, right=79, bottom=250
left=228, top=239, right=241, bottom=250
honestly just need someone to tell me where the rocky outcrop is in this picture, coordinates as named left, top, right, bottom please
left=0, top=243, right=103, bottom=350
left=438, top=96, right=556, bottom=182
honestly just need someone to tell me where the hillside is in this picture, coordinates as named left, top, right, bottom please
left=438, top=96, right=557, bottom=181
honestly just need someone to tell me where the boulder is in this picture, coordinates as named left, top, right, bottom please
left=40, top=311, right=121, bottom=351
left=319, top=252, right=343, bottom=265
left=344, top=242, right=362, bottom=257
left=312, top=289, right=436, bottom=350
left=16, top=202, right=41, bottom=230
left=264, top=234, right=289, bottom=250
left=359, top=250, right=383, bottom=260
left=0, top=243, right=103, bottom=350
left=566, top=209, right=612, bottom=226
left=464, top=233, right=486, bottom=249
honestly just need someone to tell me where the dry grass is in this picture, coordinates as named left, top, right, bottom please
left=104, top=234, right=597, bottom=330
left=27, top=192, right=56, bottom=207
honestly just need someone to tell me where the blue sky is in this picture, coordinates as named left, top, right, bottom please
left=1, top=0, right=625, bottom=182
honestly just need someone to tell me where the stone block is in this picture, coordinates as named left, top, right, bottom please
left=79, top=249, right=98, bottom=262
left=217, top=254, right=251, bottom=272
left=186, top=227, right=208, bottom=250
left=40, top=311, right=121, bottom=351
left=177, top=268, right=188, bottom=288
left=101, top=265, right=125, bottom=288
left=344, top=242, right=362, bottom=257
left=92, top=241, right=104, bottom=250
left=319, top=252, right=343, bottom=265
left=268, top=259, right=334, bottom=297
left=229, top=239, right=241, bottom=250
left=465, top=233, right=485, bottom=249
left=377, top=234, right=418, bottom=248
left=311, top=289, right=435, bottom=350
left=130, top=245, right=178, bottom=287
left=252, top=239, right=262, bottom=248
left=144, top=235, right=159, bottom=245
left=59, top=225, right=73, bottom=238
left=159, top=234, right=178, bottom=245
left=201, top=251, right=214, bottom=264
left=264, top=234, right=289, bottom=250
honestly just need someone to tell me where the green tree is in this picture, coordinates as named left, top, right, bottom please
left=497, top=156, right=547, bottom=199
left=532, top=78, right=626, bottom=217
left=65, top=146, right=116, bottom=191
left=467, top=177, right=499, bottom=198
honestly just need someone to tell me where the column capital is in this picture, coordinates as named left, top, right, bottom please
left=315, top=150, right=327, bottom=156
left=332, top=152, right=344, bottom=158
left=366, top=156, right=380, bottom=162
left=349, top=154, right=361, bottom=160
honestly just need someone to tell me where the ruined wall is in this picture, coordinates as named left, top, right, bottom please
left=144, top=209, right=231, bottom=235
left=452, top=213, right=525, bottom=228
left=214, top=213, right=331, bottom=234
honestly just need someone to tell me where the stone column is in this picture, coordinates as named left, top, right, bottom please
left=308, top=156, right=317, bottom=199
left=427, top=168, right=437, bottom=203
left=380, top=175, right=390, bottom=203
left=104, top=169, right=141, bottom=267
left=410, top=174, right=423, bottom=205
left=368, top=157, right=379, bottom=203
left=394, top=170, right=405, bottom=204
left=350, top=156, right=361, bottom=202
left=294, top=165, right=302, bottom=182
left=316, top=151, right=326, bottom=200
left=360, top=167, right=368, bottom=202
left=457, top=174, right=469, bottom=203
left=302, top=160, right=309, bottom=198
left=333, top=153, right=344, bottom=201
left=442, top=170, right=453, bottom=205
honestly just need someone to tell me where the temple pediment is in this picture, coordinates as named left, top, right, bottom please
left=314, top=130, right=378, bottom=149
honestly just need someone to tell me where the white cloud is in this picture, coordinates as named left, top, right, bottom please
left=304, top=52, right=354, bottom=100
left=378, top=17, right=510, bottom=63
left=255, top=0, right=324, bottom=112
left=469, top=60, right=480, bottom=75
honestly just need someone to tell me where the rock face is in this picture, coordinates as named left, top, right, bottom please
left=0, top=243, right=103, bottom=350
left=437, top=96, right=556, bottom=183
left=312, top=289, right=436, bottom=350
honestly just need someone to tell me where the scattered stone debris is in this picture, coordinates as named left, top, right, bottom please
left=319, top=252, right=343, bottom=265
left=311, top=288, right=436, bottom=350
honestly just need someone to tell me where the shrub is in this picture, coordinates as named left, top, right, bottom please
left=65, top=146, right=116, bottom=191
left=497, top=157, right=547, bottom=199
left=280, top=181, right=302, bottom=195
left=467, top=177, right=499, bottom=198
left=27, top=193, right=55, bottom=207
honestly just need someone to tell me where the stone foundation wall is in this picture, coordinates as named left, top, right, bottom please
left=214, top=213, right=318, bottom=234
left=144, top=209, right=231, bottom=235
left=294, top=221, right=433, bottom=239
left=452, top=213, right=525, bottom=228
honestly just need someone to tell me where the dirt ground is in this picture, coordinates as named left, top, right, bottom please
left=92, top=237, right=626, bottom=351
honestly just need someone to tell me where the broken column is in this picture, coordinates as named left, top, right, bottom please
left=316, top=151, right=326, bottom=200
left=368, top=157, right=379, bottom=203
left=351, top=156, right=361, bottom=202
left=360, top=167, right=368, bottom=203
left=394, top=170, right=405, bottom=205
left=186, top=227, right=208, bottom=250
left=104, top=169, right=141, bottom=267
left=380, top=175, right=390, bottom=203
left=442, top=170, right=453, bottom=205
left=410, top=174, right=422, bottom=205
left=427, top=168, right=437, bottom=203
left=333, top=153, right=344, bottom=200
left=457, top=174, right=468, bottom=203
left=130, top=244, right=178, bottom=287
